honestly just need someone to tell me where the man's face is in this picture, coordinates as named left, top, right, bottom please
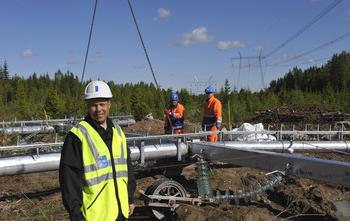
left=171, top=100, right=178, bottom=107
left=206, top=93, right=213, bottom=99
left=87, top=99, right=111, bottom=124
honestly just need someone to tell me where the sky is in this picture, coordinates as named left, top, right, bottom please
left=1, top=0, right=350, bottom=92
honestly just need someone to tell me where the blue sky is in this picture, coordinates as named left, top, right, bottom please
left=1, top=0, right=350, bottom=92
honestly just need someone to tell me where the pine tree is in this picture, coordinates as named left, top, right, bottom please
left=44, top=88, right=63, bottom=119
left=2, top=61, right=9, bottom=80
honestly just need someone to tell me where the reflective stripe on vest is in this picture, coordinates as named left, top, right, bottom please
left=70, top=121, right=129, bottom=220
left=85, top=171, right=128, bottom=186
left=76, top=123, right=127, bottom=176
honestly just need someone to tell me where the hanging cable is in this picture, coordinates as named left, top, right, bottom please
left=127, top=0, right=173, bottom=130
left=80, top=0, right=99, bottom=83
left=74, top=0, right=99, bottom=119
left=127, top=0, right=165, bottom=107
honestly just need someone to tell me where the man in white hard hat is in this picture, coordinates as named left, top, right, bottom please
left=59, top=80, right=136, bottom=221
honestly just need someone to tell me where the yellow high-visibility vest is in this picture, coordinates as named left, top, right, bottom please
left=70, top=121, right=129, bottom=221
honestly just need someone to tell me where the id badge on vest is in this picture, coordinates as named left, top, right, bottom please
left=98, top=155, right=108, bottom=168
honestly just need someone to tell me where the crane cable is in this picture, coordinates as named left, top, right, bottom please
left=127, top=0, right=172, bottom=128
left=80, top=0, right=99, bottom=83
left=127, top=0, right=164, bottom=104
left=74, top=0, right=98, bottom=119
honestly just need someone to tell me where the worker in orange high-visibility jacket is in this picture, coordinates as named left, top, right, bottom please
left=202, top=86, right=222, bottom=142
left=164, top=92, right=186, bottom=134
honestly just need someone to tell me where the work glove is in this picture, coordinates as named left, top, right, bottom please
left=129, top=203, right=135, bottom=216
left=163, top=108, right=170, bottom=115
left=216, top=120, right=222, bottom=130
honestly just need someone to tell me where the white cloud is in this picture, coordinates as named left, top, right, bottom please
left=180, top=27, right=213, bottom=46
left=154, top=8, right=171, bottom=21
left=217, top=40, right=245, bottom=50
left=95, top=52, right=104, bottom=59
left=158, top=8, right=171, bottom=18
left=22, top=49, right=33, bottom=57
left=66, top=59, right=78, bottom=65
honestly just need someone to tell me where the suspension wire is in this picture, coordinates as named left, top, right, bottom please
left=244, top=0, right=343, bottom=74
left=230, top=0, right=342, bottom=66
left=80, top=0, right=99, bottom=83
left=271, top=31, right=350, bottom=66
left=127, top=0, right=166, bottom=108
left=264, top=0, right=343, bottom=58
left=74, top=0, right=98, bottom=120
left=233, top=56, right=331, bottom=69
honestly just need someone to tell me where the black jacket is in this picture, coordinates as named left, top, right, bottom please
left=59, top=115, right=136, bottom=221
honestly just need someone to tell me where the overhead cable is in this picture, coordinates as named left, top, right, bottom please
left=230, top=0, right=343, bottom=62
left=272, top=31, right=350, bottom=66
left=264, top=0, right=343, bottom=58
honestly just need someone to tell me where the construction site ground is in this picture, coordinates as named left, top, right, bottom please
left=1, top=119, right=350, bottom=220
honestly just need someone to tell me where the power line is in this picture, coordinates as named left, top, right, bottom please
left=231, top=55, right=265, bottom=60
left=230, top=0, right=343, bottom=61
left=264, top=0, right=343, bottom=58
left=271, top=31, right=350, bottom=66
left=233, top=56, right=330, bottom=69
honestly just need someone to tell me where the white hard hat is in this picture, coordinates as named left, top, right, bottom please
left=84, top=80, right=113, bottom=100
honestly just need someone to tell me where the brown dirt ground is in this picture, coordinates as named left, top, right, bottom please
left=1, top=120, right=350, bottom=220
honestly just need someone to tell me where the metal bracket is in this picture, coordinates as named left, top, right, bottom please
left=177, top=138, right=182, bottom=161
left=140, top=141, right=145, bottom=166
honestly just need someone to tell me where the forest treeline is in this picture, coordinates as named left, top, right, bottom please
left=0, top=51, right=349, bottom=125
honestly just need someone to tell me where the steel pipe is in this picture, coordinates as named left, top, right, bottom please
left=1, top=139, right=349, bottom=176
left=0, top=142, right=63, bottom=151
left=129, top=143, right=188, bottom=162
left=0, top=115, right=136, bottom=135
left=0, top=125, right=55, bottom=134
left=0, top=115, right=134, bottom=126
left=0, top=142, right=188, bottom=176
left=221, top=141, right=350, bottom=152
left=1, top=139, right=349, bottom=153
left=0, top=153, right=61, bottom=176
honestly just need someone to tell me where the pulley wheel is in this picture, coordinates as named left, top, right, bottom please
left=145, top=178, right=187, bottom=220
